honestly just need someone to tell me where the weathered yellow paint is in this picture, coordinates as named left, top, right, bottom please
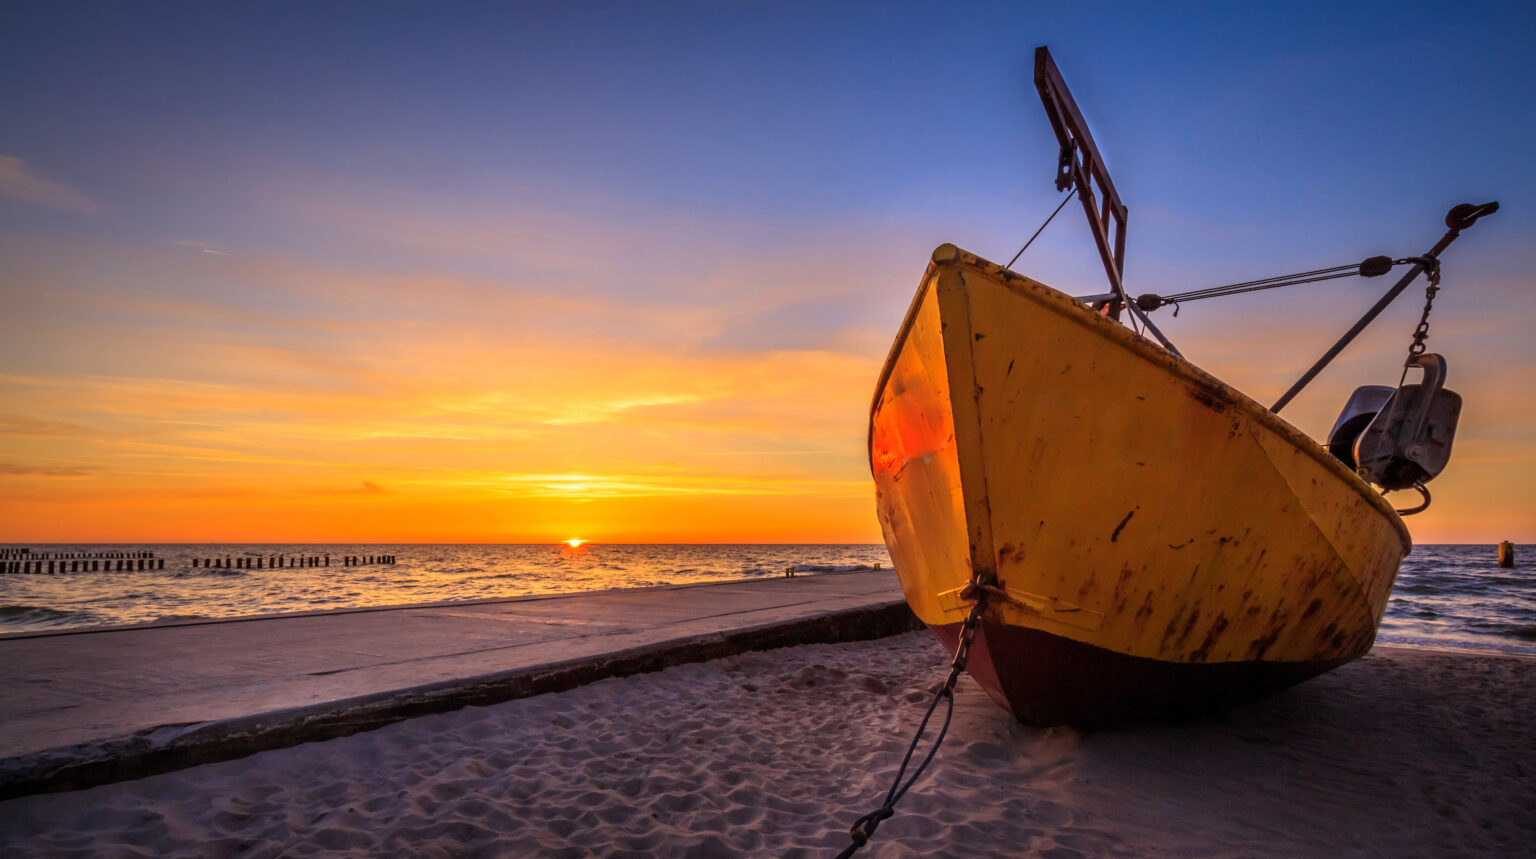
left=868, top=267, right=971, bottom=625
left=870, top=244, right=1410, bottom=667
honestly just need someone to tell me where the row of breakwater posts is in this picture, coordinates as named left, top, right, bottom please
left=2, top=550, right=163, bottom=575
left=192, top=555, right=397, bottom=569
left=3, top=558, right=165, bottom=574
left=0, top=550, right=157, bottom=560
left=1, top=549, right=397, bottom=574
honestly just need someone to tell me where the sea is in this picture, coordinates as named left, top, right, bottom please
left=1, top=543, right=1531, bottom=654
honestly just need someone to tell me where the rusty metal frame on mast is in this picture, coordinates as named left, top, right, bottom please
left=1033, top=46, right=1179, bottom=356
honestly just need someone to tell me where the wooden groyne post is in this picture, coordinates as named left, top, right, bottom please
left=1499, top=541, right=1515, bottom=568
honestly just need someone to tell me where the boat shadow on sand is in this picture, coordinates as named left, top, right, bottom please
left=933, top=645, right=1531, bottom=854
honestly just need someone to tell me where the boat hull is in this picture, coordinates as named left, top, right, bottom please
left=928, top=619, right=1349, bottom=725
left=869, top=244, right=1411, bottom=726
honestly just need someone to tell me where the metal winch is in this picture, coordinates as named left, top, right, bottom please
left=1327, top=353, right=1462, bottom=513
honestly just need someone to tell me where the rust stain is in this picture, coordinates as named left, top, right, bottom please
left=1110, top=508, right=1136, bottom=543
left=1248, top=622, right=1284, bottom=660
left=1185, top=384, right=1231, bottom=414
left=1160, top=606, right=1187, bottom=648
left=1116, top=566, right=1134, bottom=590
left=1301, top=598, right=1324, bottom=620
left=1175, top=605, right=1203, bottom=647
left=1331, top=629, right=1349, bottom=651
left=1189, top=614, right=1230, bottom=663
left=1350, top=627, right=1373, bottom=650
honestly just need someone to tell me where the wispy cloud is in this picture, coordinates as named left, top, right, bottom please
left=488, top=471, right=869, bottom=499
left=169, top=240, right=231, bottom=256
left=0, top=155, right=99, bottom=213
left=0, top=415, right=90, bottom=437
left=0, top=462, right=99, bottom=477
left=312, top=480, right=389, bottom=495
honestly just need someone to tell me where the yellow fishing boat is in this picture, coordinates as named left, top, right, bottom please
left=868, top=48, right=1497, bottom=725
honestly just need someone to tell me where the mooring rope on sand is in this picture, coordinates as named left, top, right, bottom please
left=835, top=590, right=989, bottom=857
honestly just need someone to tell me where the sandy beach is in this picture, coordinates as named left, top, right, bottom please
left=0, top=632, right=1530, bottom=857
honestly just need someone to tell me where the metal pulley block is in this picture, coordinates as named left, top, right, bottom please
left=1353, top=353, right=1461, bottom=491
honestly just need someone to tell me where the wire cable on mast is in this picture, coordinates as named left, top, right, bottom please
left=1008, top=188, right=1077, bottom=269
left=1136, top=255, right=1401, bottom=312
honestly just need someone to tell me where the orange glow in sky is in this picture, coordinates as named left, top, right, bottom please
left=1, top=5, right=1531, bottom=545
left=0, top=218, right=899, bottom=543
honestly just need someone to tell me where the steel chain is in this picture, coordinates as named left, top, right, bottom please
left=1406, top=261, right=1440, bottom=360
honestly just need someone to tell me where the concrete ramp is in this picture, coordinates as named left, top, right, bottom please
left=0, top=570, right=915, bottom=798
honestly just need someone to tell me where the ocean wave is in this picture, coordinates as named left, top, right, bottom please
left=1392, top=582, right=1445, bottom=595
left=152, top=613, right=207, bottom=623
left=1376, top=632, right=1536, bottom=655
left=169, top=568, right=248, bottom=579
left=0, top=604, right=87, bottom=626
left=791, top=563, right=885, bottom=573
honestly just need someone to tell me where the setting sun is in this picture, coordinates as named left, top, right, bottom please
left=565, top=539, right=587, bottom=548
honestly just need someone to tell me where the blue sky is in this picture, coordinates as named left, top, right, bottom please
left=5, top=2, right=1530, bottom=264
left=1, top=1, right=1533, bottom=541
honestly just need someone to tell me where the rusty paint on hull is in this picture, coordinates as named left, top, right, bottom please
left=869, top=244, right=1410, bottom=725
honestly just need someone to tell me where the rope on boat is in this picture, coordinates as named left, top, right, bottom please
left=835, top=588, right=990, bottom=858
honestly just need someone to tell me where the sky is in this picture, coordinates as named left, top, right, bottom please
left=1, top=1, right=1532, bottom=544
